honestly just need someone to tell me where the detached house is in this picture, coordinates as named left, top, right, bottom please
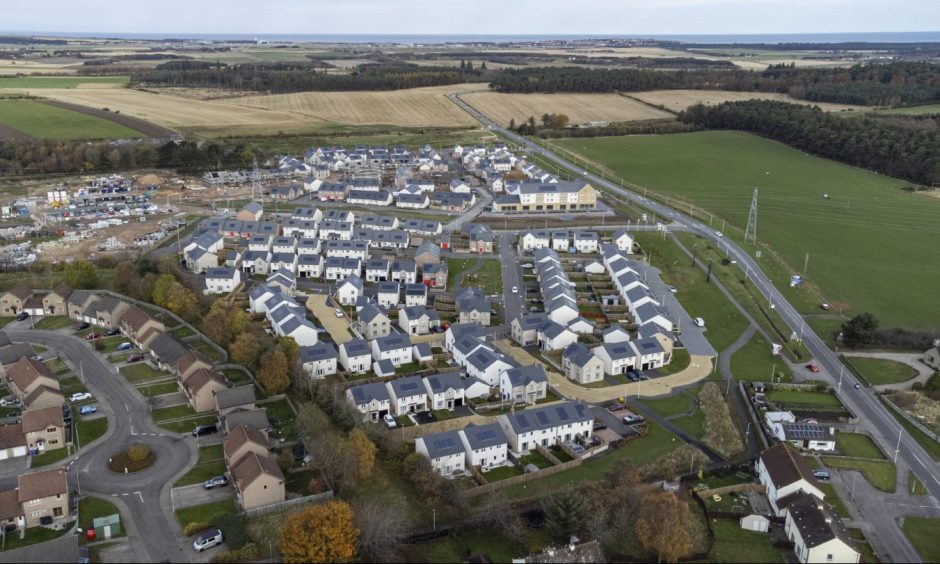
left=339, top=339, right=372, bottom=374
left=21, top=405, right=65, bottom=454
left=347, top=382, right=392, bottom=422
left=460, top=422, right=510, bottom=471
left=563, top=342, right=605, bottom=385
left=231, top=452, right=286, bottom=512
left=422, top=371, right=466, bottom=411
left=612, top=229, right=634, bottom=252
left=387, top=376, right=429, bottom=415
left=398, top=306, right=439, bottom=336
left=455, top=287, right=491, bottom=326
left=422, top=263, right=448, bottom=289
left=357, top=304, right=391, bottom=340
left=371, top=334, right=412, bottom=368
left=375, top=282, right=400, bottom=308
left=335, top=275, right=364, bottom=306
left=500, top=365, right=548, bottom=405
left=11, top=467, right=69, bottom=528
left=300, top=341, right=338, bottom=379
left=403, top=283, right=427, bottom=307
left=416, top=430, right=466, bottom=477
left=204, top=267, right=241, bottom=295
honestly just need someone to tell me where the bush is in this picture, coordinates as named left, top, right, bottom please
left=210, top=543, right=261, bottom=563
left=211, top=512, right=248, bottom=549
left=127, top=443, right=151, bottom=462
left=183, top=522, right=211, bottom=536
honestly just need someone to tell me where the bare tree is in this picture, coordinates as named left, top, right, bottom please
left=353, top=498, right=412, bottom=563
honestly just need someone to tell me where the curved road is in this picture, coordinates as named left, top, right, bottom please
left=6, top=330, right=196, bottom=563
left=450, top=93, right=936, bottom=562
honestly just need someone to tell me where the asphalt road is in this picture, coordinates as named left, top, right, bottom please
left=450, top=92, right=939, bottom=561
left=6, top=329, right=198, bottom=563
left=497, top=234, right=526, bottom=325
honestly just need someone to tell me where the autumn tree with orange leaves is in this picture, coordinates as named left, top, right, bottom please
left=279, top=500, right=359, bottom=563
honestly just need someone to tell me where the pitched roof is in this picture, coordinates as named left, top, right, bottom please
left=424, top=371, right=463, bottom=395
left=21, top=405, right=64, bottom=434
left=0, top=423, right=24, bottom=450
left=503, top=401, right=592, bottom=435
left=223, top=424, right=268, bottom=458
left=341, top=339, right=371, bottom=357
left=760, top=443, right=820, bottom=489
left=222, top=408, right=270, bottom=434
left=183, top=368, right=227, bottom=397
left=504, top=364, right=548, bottom=387
left=24, top=385, right=63, bottom=408
left=0, top=489, right=21, bottom=521
left=215, top=385, right=256, bottom=410
left=388, top=376, right=426, bottom=398
left=17, top=467, right=67, bottom=501
left=462, top=422, right=508, bottom=451
left=231, top=451, right=284, bottom=491
left=176, top=350, right=213, bottom=376
left=418, top=429, right=464, bottom=460
left=4, top=285, right=31, bottom=300
left=48, top=283, right=73, bottom=301
left=119, top=305, right=153, bottom=333
left=349, top=382, right=390, bottom=405
left=8, top=356, right=57, bottom=392
left=300, top=341, right=337, bottom=363
left=786, top=492, right=839, bottom=548
left=358, top=303, right=388, bottom=324
left=374, top=333, right=411, bottom=352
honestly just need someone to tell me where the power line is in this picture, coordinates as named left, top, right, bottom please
left=744, top=187, right=758, bottom=244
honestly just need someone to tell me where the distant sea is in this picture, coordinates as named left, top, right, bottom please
left=7, top=31, right=940, bottom=44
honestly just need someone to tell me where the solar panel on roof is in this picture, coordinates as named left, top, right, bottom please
left=612, top=345, right=628, bottom=353
left=536, top=412, right=550, bottom=425
left=478, top=430, right=496, bottom=441
left=556, top=407, right=570, bottom=421
left=517, top=414, right=530, bottom=427
left=640, top=342, right=655, bottom=350
left=433, top=438, right=455, bottom=450
left=401, top=382, right=419, bottom=392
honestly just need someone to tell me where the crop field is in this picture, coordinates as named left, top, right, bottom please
left=0, top=76, right=128, bottom=89
left=556, top=132, right=940, bottom=328
left=877, top=103, right=940, bottom=116
left=231, top=84, right=479, bottom=128
left=627, top=90, right=867, bottom=113
left=462, top=91, right=672, bottom=126
left=0, top=99, right=142, bottom=139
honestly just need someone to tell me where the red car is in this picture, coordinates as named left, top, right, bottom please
left=806, top=363, right=820, bottom=373
left=607, top=403, right=625, bottom=412
left=126, top=353, right=145, bottom=363
left=84, top=332, right=102, bottom=341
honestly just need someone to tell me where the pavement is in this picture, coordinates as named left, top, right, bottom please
left=0, top=531, right=79, bottom=563
left=5, top=329, right=201, bottom=563
left=171, top=483, right=235, bottom=510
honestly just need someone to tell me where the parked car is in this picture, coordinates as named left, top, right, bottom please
left=126, top=353, right=145, bottom=363
left=192, top=423, right=219, bottom=437
left=105, top=328, right=120, bottom=336
left=592, top=422, right=608, bottom=431
left=607, top=403, right=625, bottom=412
left=0, top=397, right=21, bottom=408
left=668, top=286, right=677, bottom=294
left=693, top=317, right=706, bottom=328
left=623, top=414, right=646, bottom=425
left=813, top=470, right=831, bottom=481
left=77, top=322, right=90, bottom=330
left=520, top=263, right=534, bottom=269
left=84, top=332, right=102, bottom=341
left=626, top=371, right=640, bottom=382
left=805, top=363, right=820, bottom=373
left=69, top=392, right=92, bottom=402
left=15, top=312, right=28, bottom=321
left=116, top=342, right=134, bottom=351
left=334, top=308, right=344, bottom=318
left=383, top=413, right=397, bottom=429
left=192, top=528, right=223, bottom=552
left=202, top=476, right=228, bottom=490
left=79, top=405, right=97, bottom=415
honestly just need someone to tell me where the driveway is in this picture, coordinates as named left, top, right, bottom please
left=6, top=330, right=198, bottom=563
left=305, top=294, right=352, bottom=344
left=171, top=483, right=235, bottom=510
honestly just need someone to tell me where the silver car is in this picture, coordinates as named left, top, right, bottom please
left=193, top=528, right=223, bottom=552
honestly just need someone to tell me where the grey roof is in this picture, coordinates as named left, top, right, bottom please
left=516, top=312, right=549, bottom=330
left=503, top=401, right=593, bottom=435
left=223, top=408, right=270, bottom=433
left=600, top=342, right=637, bottom=360
left=462, top=422, right=508, bottom=451
left=326, top=240, right=369, bottom=252
left=249, top=284, right=278, bottom=301
left=466, top=348, right=510, bottom=371
left=388, top=375, right=425, bottom=398
left=455, top=287, right=490, bottom=314
left=374, top=333, right=412, bottom=352
left=341, top=339, right=371, bottom=357
left=242, top=201, right=263, bottom=214
left=504, top=364, right=547, bottom=387
left=517, top=180, right=589, bottom=194
left=414, top=342, right=433, bottom=358
left=404, top=283, right=427, bottom=297
left=447, top=323, right=480, bottom=340
left=358, top=303, right=388, bottom=324
left=349, top=382, right=389, bottom=406
left=538, top=320, right=570, bottom=340
left=301, top=342, right=336, bottom=363
left=280, top=315, right=315, bottom=335
left=638, top=322, right=673, bottom=340
left=337, top=274, right=364, bottom=291
left=633, top=337, right=665, bottom=356
left=453, top=335, right=489, bottom=357
left=424, top=371, right=464, bottom=395
left=419, top=429, right=465, bottom=460
left=397, top=193, right=428, bottom=205
left=563, top=342, right=596, bottom=368
left=0, top=343, right=34, bottom=366
left=215, top=385, right=256, bottom=410
left=603, top=325, right=631, bottom=338
left=149, top=333, right=189, bottom=365
left=392, top=260, right=417, bottom=274
left=787, top=493, right=839, bottom=549
left=573, top=231, right=598, bottom=241
left=414, top=241, right=441, bottom=259
left=348, top=190, right=392, bottom=204
left=359, top=214, right=397, bottom=229
left=366, top=259, right=391, bottom=272
left=376, top=281, right=400, bottom=294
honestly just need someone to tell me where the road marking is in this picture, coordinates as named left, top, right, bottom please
left=111, top=494, right=119, bottom=497
left=135, top=491, right=144, bottom=504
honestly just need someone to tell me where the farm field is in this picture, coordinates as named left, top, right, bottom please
left=462, top=91, right=673, bottom=126
left=627, top=89, right=868, bottom=113
left=876, top=103, right=940, bottom=116
left=0, top=76, right=128, bottom=89
left=0, top=99, right=141, bottom=139
left=556, top=132, right=940, bottom=328
left=230, top=83, right=479, bottom=128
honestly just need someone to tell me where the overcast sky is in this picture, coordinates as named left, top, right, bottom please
left=2, top=0, right=938, bottom=36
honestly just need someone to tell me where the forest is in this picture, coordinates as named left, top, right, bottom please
left=488, top=62, right=940, bottom=106
left=678, top=100, right=940, bottom=185
left=130, top=61, right=490, bottom=93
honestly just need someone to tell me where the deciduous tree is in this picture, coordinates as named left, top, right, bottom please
left=353, top=498, right=411, bottom=563
left=634, top=491, right=691, bottom=563
left=63, top=260, right=98, bottom=289
left=543, top=486, right=588, bottom=542
left=278, top=500, right=358, bottom=563
left=348, top=428, right=376, bottom=479
left=257, top=349, right=289, bottom=394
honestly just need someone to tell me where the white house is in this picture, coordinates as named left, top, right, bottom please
left=403, top=283, right=427, bottom=307
left=248, top=285, right=279, bottom=314
left=772, top=422, right=837, bottom=453
left=603, top=325, right=631, bottom=344
left=460, top=422, right=509, bottom=471
left=297, top=254, right=323, bottom=278
left=365, top=260, right=391, bottom=283
left=204, top=267, right=241, bottom=295
left=275, top=314, right=319, bottom=347
left=391, top=261, right=418, bottom=285
left=518, top=230, right=551, bottom=252
left=573, top=231, right=599, bottom=253
left=346, top=382, right=391, bottom=422
left=465, top=348, right=514, bottom=387
left=396, top=193, right=430, bottom=209
left=398, top=306, right=439, bottom=336
left=758, top=444, right=826, bottom=517
left=339, top=339, right=372, bottom=374
left=612, top=229, right=634, bottom=252
left=387, top=376, right=428, bottom=415
left=563, top=342, right=606, bottom=385
left=498, top=401, right=593, bottom=453
left=500, top=364, right=548, bottom=405
left=422, top=371, right=466, bottom=411
left=335, top=275, right=364, bottom=306
left=324, top=258, right=361, bottom=281
left=375, top=282, right=400, bottom=308
left=300, top=341, right=337, bottom=379
left=593, top=342, right=638, bottom=376
left=536, top=320, right=578, bottom=352
left=785, top=493, right=861, bottom=564
left=416, top=430, right=466, bottom=477
left=371, top=334, right=412, bottom=367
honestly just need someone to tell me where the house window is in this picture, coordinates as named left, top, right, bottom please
left=53, top=507, right=63, bottom=517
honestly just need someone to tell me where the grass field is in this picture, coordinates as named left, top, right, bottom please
left=0, top=76, right=128, bottom=89
left=628, top=89, right=867, bottom=113
left=730, top=333, right=794, bottom=383
left=75, top=415, right=107, bottom=447
left=836, top=433, right=886, bottom=459
left=822, top=456, right=897, bottom=492
left=446, top=257, right=503, bottom=295
left=33, top=316, right=73, bottom=330
left=766, top=389, right=843, bottom=408
left=640, top=393, right=693, bottom=418
left=880, top=396, right=940, bottom=461
left=78, top=496, right=125, bottom=543
left=556, top=132, right=940, bottom=328
left=0, top=99, right=141, bottom=139
left=903, top=517, right=940, bottom=563
left=462, top=91, right=672, bottom=126
left=174, top=460, right=226, bottom=487
left=708, top=518, right=785, bottom=563
left=877, top=104, right=940, bottom=116
left=843, top=356, right=918, bottom=386
left=817, top=483, right=850, bottom=518
left=174, top=498, right=237, bottom=528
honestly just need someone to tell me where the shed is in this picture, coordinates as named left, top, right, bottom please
left=93, top=513, right=122, bottom=538
left=740, top=514, right=770, bottom=533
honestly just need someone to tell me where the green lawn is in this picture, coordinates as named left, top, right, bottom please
left=0, top=99, right=140, bottom=139
left=843, top=356, right=918, bottom=386
left=258, top=398, right=293, bottom=423
left=75, top=415, right=107, bottom=447
left=730, top=332, right=794, bottom=383
left=635, top=233, right=749, bottom=352
left=190, top=341, right=225, bottom=362
left=158, top=415, right=217, bottom=435
left=446, top=258, right=503, bottom=295
left=119, top=364, right=170, bottom=383
left=765, top=389, right=843, bottom=408
left=29, top=447, right=69, bottom=467
left=822, top=457, right=896, bottom=492
left=671, top=409, right=706, bottom=440
left=222, top=368, right=251, bottom=385
left=483, top=464, right=523, bottom=482
left=169, top=325, right=195, bottom=339
left=557, top=132, right=939, bottom=329
left=197, top=444, right=224, bottom=463
left=878, top=103, right=940, bottom=115
left=908, top=472, right=929, bottom=496
left=92, top=337, right=131, bottom=354
left=518, top=451, right=553, bottom=470
left=902, top=517, right=940, bottom=563
left=880, top=396, right=940, bottom=461
left=640, top=393, right=693, bottom=418
left=0, top=317, right=13, bottom=329
left=0, top=520, right=74, bottom=551
left=174, top=498, right=237, bottom=528
left=78, top=496, right=124, bottom=542
left=0, top=76, right=129, bottom=88
left=658, top=347, right=691, bottom=375
left=33, top=316, right=73, bottom=330
left=708, top=518, right=785, bottom=563
left=174, top=460, right=227, bottom=487
left=836, top=433, right=886, bottom=459
left=136, top=382, right=180, bottom=397
left=817, top=483, right=850, bottom=518
left=151, top=404, right=198, bottom=422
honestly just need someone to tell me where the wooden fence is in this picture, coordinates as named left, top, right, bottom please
left=241, top=490, right=333, bottom=518
left=460, top=457, right=584, bottom=498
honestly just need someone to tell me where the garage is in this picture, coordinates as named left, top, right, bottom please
left=0, top=445, right=27, bottom=460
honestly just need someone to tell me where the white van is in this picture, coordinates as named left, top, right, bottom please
left=693, top=317, right=706, bottom=328
left=193, top=528, right=223, bottom=552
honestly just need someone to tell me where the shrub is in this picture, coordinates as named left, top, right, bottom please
left=127, top=443, right=151, bottom=462
left=210, top=543, right=261, bottom=563
left=183, top=522, right=210, bottom=536
left=211, top=512, right=248, bottom=549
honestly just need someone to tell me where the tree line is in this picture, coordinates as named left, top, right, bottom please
left=487, top=61, right=940, bottom=106
left=129, top=61, right=491, bottom=93
left=678, top=99, right=940, bottom=185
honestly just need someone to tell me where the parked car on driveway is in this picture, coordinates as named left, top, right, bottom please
left=15, top=312, right=28, bottom=321
left=84, top=332, right=101, bottom=341
left=0, top=397, right=21, bottom=408
left=77, top=322, right=90, bottom=330
left=116, top=342, right=134, bottom=351
left=806, top=363, right=820, bottom=373
left=126, top=353, right=145, bottom=363
left=383, top=413, right=397, bottom=429
left=335, top=308, right=344, bottom=318
left=69, top=392, right=92, bottom=402
left=79, top=405, right=97, bottom=415
left=607, top=403, right=625, bottom=412
left=192, top=528, right=223, bottom=552
left=105, top=328, right=120, bottom=336
left=203, top=476, right=228, bottom=490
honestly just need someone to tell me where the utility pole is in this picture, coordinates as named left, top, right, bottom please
left=803, top=253, right=810, bottom=276
left=744, top=188, right=758, bottom=244
left=894, top=428, right=902, bottom=463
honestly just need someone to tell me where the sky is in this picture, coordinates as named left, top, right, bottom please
left=1, top=0, right=938, bottom=36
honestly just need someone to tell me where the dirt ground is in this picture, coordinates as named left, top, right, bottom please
left=37, top=212, right=185, bottom=261
left=305, top=294, right=352, bottom=344
left=462, top=91, right=672, bottom=126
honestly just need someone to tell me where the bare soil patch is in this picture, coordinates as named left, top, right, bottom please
left=40, top=100, right=177, bottom=137
left=462, top=91, right=672, bottom=126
